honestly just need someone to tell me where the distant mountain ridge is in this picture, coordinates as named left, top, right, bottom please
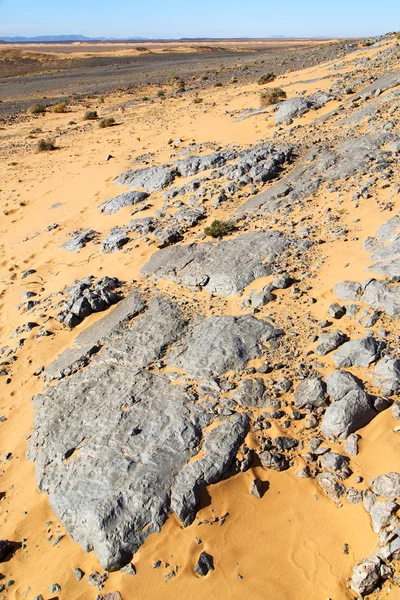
left=0, top=35, right=149, bottom=43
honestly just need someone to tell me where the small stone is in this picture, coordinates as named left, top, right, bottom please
left=194, top=552, right=214, bottom=576
left=73, top=567, right=84, bottom=582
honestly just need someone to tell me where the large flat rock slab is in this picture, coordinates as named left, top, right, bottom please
left=141, top=231, right=296, bottom=296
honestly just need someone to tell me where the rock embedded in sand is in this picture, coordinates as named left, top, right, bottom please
left=100, top=191, right=149, bottom=215
left=351, top=555, right=382, bottom=596
left=275, top=97, right=313, bottom=126
left=117, top=165, right=177, bottom=192
left=314, top=332, right=346, bottom=356
left=316, top=472, right=345, bottom=502
left=141, top=231, right=301, bottom=296
left=194, top=552, right=214, bottom=577
left=333, top=280, right=362, bottom=301
left=369, top=500, right=398, bottom=533
left=325, top=370, right=362, bottom=401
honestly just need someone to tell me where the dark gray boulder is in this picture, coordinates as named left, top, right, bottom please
left=231, top=378, right=266, bottom=407
left=372, top=473, right=400, bottom=499
left=171, top=413, right=248, bottom=526
left=314, top=332, right=346, bottom=356
left=194, top=552, right=214, bottom=577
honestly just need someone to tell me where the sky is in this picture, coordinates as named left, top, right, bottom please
left=0, top=0, right=399, bottom=39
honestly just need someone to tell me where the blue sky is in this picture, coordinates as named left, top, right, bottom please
left=0, top=0, right=399, bottom=38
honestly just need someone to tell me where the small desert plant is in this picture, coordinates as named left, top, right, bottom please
left=258, top=72, right=276, bottom=85
left=193, top=97, right=203, bottom=104
left=83, top=110, right=98, bottom=120
left=98, top=117, right=115, bottom=128
left=29, top=127, right=42, bottom=134
left=141, top=96, right=149, bottom=101
left=51, top=102, right=67, bottom=113
left=37, top=138, right=56, bottom=152
left=396, top=31, right=400, bottom=40
left=27, top=103, right=46, bottom=115
left=157, top=90, right=166, bottom=97
left=260, top=87, right=287, bottom=107
left=99, top=96, right=105, bottom=103
left=204, top=219, right=235, bottom=238
left=214, top=82, right=223, bottom=87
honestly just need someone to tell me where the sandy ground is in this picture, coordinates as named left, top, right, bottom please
left=0, top=35, right=399, bottom=600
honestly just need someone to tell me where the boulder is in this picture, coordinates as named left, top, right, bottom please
left=316, top=472, right=345, bottom=502
left=325, top=370, right=362, bottom=401
left=373, top=356, right=400, bottom=396
left=194, top=552, right=214, bottom=577
left=372, top=473, right=400, bottom=499
left=314, top=332, right=346, bottom=356
left=351, top=555, right=381, bottom=596
left=275, top=97, right=312, bottom=125
left=117, top=165, right=176, bottom=192
left=369, top=500, right=398, bottom=533
left=321, top=390, right=376, bottom=439
left=333, top=280, right=362, bottom=301
left=231, top=378, right=266, bottom=407
left=331, top=336, right=381, bottom=368
left=100, top=191, right=149, bottom=215
left=294, top=377, right=327, bottom=408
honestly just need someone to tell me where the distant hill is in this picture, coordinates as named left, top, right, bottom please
left=0, top=35, right=149, bottom=43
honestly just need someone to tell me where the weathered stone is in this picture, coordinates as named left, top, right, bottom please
left=102, top=227, right=131, bottom=253
left=259, top=450, right=288, bottom=471
left=316, top=472, right=345, bottom=502
left=171, top=413, right=248, bottom=526
left=100, top=191, right=149, bottom=215
left=363, top=279, right=400, bottom=317
left=321, top=390, right=376, bottom=439
left=275, top=97, right=312, bottom=125
left=333, top=281, right=362, bottom=301
left=351, top=555, right=381, bottom=596
left=369, top=500, right=398, bottom=533
left=373, top=356, right=400, bottom=396
left=344, top=433, right=360, bottom=456
left=117, top=165, right=176, bottom=192
left=294, top=378, right=326, bottom=408
left=250, top=478, right=264, bottom=499
left=61, top=229, right=98, bottom=252
left=141, top=231, right=298, bottom=296
left=320, top=452, right=352, bottom=479
left=325, top=370, right=362, bottom=401
left=328, top=303, right=346, bottom=319
left=167, top=315, right=282, bottom=378
left=231, top=378, right=265, bottom=407
left=314, top=332, right=346, bottom=356
left=331, top=336, right=381, bottom=368
left=372, top=472, right=400, bottom=499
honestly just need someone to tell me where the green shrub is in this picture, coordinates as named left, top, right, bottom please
left=83, top=110, right=98, bottom=120
left=204, top=219, right=235, bottom=238
left=37, top=138, right=56, bottom=152
left=99, top=117, right=116, bottom=128
left=27, top=103, right=46, bottom=115
left=193, top=97, right=203, bottom=104
left=157, top=90, right=166, bottom=97
left=260, top=87, right=286, bottom=107
left=258, top=72, right=276, bottom=85
left=51, top=102, right=67, bottom=113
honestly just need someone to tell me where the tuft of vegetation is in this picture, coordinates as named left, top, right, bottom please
left=29, top=127, right=42, bottom=134
left=83, top=110, right=98, bottom=121
left=204, top=219, right=235, bottom=238
left=37, top=138, right=56, bottom=152
left=98, top=117, right=116, bottom=128
left=27, top=103, right=46, bottom=115
left=214, top=82, right=223, bottom=87
left=99, top=96, right=105, bottom=103
left=157, top=90, right=166, bottom=98
left=396, top=32, right=400, bottom=40
left=51, top=102, right=67, bottom=113
left=260, top=87, right=287, bottom=107
left=141, top=96, right=149, bottom=101
left=258, top=72, right=276, bottom=85
left=193, top=97, right=203, bottom=104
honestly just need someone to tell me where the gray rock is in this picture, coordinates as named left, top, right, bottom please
left=71, top=297, right=93, bottom=320
left=167, top=315, right=282, bottom=378
left=250, top=478, right=264, bottom=499
left=369, top=500, right=398, bottom=533
left=275, top=97, right=312, bottom=125
left=316, top=471, right=345, bottom=502
left=174, top=153, right=225, bottom=177
left=333, top=281, right=362, bottom=301
left=259, top=450, right=288, bottom=471
left=320, top=452, right=352, bottom=479
left=117, top=165, right=176, bottom=192
left=102, top=227, right=130, bottom=253
left=372, top=472, right=400, bottom=499
left=49, top=584, right=61, bottom=593
left=61, top=229, right=98, bottom=252
left=294, top=377, right=326, bottom=408
left=351, top=555, right=382, bottom=596
left=344, top=433, right=360, bottom=456
left=100, top=191, right=149, bottom=215
left=321, top=389, right=376, bottom=439
left=314, top=332, right=346, bottom=356
left=328, top=303, right=346, bottom=319
left=363, top=280, right=400, bottom=317
left=73, top=568, right=85, bottom=582
left=194, top=552, right=214, bottom=577
left=331, top=336, right=381, bottom=368
left=392, top=402, right=400, bottom=420
left=141, top=231, right=297, bottom=296
left=231, top=378, right=265, bottom=407
left=373, top=356, right=400, bottom=396
left=171, top=413, right=248, bottom=526
left=326, top=370, right=362, bottom=401
left=154, top=227, right=182, bottom=248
